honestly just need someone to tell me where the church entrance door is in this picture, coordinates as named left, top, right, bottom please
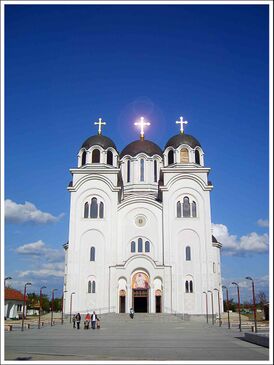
left=119, top=290, right=126, bottom=313
left=156, top=295, right=162, bottom=313
left=133, top=289, right=148, bottom=313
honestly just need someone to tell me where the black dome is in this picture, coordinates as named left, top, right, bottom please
left=165, top=133, right=201, bottom=150
left=120, top=139, right=162, bottom=158
left=81, top=135, right=117, bottom=151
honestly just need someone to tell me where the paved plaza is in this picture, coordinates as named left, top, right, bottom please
left=5, top=313, right=269, bottom=362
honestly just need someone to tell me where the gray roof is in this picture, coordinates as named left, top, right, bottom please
left=165, top=133, right=201, bottom=150
left=120, top=139, right=162, bottom=158
left=81, top=135, right=117, bottom=151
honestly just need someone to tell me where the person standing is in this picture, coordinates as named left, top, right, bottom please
left=130, top=307, right=135, bottom=319
left=85, top=312, right=91, bottom=329
left=76, top=312, right=81, bottom=330
left=72, top=314, right=76, bottom=328
left=91, top=311, right=97, bottom=329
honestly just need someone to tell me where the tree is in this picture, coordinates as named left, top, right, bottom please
left=257, top=291, right=268, bottom=309
left=223, top=298, right=237, bottom=312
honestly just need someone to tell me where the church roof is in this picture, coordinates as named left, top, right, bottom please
left=81, top=135, right=117, bottom=151
left=5, top=288, right=25, bottom=301
left=120, top=139, right=162, bottom=158
left=165, top=133, right=201, bottom=150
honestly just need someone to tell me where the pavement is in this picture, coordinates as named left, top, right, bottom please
left=4, top=313, right=270, bottom=362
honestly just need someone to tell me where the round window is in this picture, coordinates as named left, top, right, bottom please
left=135, top=215, right=146, bottom=227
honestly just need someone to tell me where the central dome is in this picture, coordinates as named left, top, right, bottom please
left=120, top=139, right=162, bottom=158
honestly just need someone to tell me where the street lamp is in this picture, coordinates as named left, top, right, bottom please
left=232, top=282, right=242, bottom=332
left=51, top=289, right=58, bottom=326
left=4, top=277, right=12, bottom=286
left=214, top=288, right=222, bottom=327
left=222, top=285, right=230, bottom=329
left=62, top=290, right=68, bottom=325
left=245, top=276, right=257, bottom=333
left=208, top=290, right=214, bottom=325
left=202, top=291, right=208, bottom=324
left=21, top=282, right=31, bottom=331
left=70, top=292, right=75, bottom=323
left=38, top=286, right=46, bottom=329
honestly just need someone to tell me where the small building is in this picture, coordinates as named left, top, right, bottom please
left=5, top=288, right=25, bottom=319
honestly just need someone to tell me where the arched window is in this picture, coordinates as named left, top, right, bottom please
left=107, top=150, right=113, bottom=165
left=177, top=201, right=182, bottom=218
left=154, top=160, right=157, bottom=182
left=131, top=241, right=136, bottom=253
left=88, top=281, right=91, bottom=293
left=190, top=280, right=193, bottom=293
left=90, top=198, right=98, bottom=218
left=180, top=148, right=189, bottom=163
left=84, top=202, right=89, bottom=218
left=99, top=202, right=104, bottom=218
left=192, top=201, right=197, bottom=217
left=138, top=238, right=143, bottom=252
left=183, top=197, right=191, bottom=217
left=92, top=149, right=100, bottom=163
left=168, top=150, right=174, bottom=165
left=186, top=246, right=191, bottom=261
left=195, top=150, right=200, bottom=165
left=140, top=159, right=144, bottom=181
left=90, top=247, right=95, bottom=261
left=145, top=241, right=150, bottom=252
left=81, top=151, right=87, bottom=166
left=127, top=160, right=130, bottom=183
left=185, top=281, right=189, bottom=293
left=92, top=281, right=96, bottom=293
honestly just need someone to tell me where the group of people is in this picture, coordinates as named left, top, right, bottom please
left=72, top=311, right=100, bottom=330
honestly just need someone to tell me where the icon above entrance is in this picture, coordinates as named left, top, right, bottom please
left=132, top=272, right=150, bottom=313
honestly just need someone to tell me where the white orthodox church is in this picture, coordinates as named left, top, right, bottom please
left=63, top=116, right=222, bottom=316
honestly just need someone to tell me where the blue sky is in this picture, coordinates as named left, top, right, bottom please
left=4, top=4, right=270, bottom=301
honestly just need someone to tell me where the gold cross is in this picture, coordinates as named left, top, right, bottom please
left=176, top=116, right=188, bottom=134
left=134, top=116, right=150, bottom=140
left=94, top=117, right=106, bottom=135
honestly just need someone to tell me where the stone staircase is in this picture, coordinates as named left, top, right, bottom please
left=99, top=313, right=183, bottom=323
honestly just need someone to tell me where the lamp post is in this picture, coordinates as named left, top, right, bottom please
left=4, top=277, right=12, bottom=286
left=38, top=286, right=46, bottom=329
left=246, top=276, right=257, bottom=333
left=62, top=290, right=67, bottom=325
left=51, top=289, right=58, bottom=326
left=202, top=291, right=208, bottom=324
left=208, top=290, right=214, bottom=325
left=70, top=292, right=75, bottom=323
left=21, top=282, right=31, bottom=331
left=222, top=285, right=230, bottom=329
left=232, top=282, right=242, bottom=332
left=214, top=288, right=221, bottom=327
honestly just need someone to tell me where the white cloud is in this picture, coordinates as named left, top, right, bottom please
left=5, top=199, right=64, bottom=224
left=18, top=265, right=64, bottom=278
left=257, top=219, right=269, bottom=228
left=212, top=223, right=269, bottom=256
left=16, top=240, right=64, bottom=262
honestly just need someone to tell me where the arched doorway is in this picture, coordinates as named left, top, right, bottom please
left=155, top=289, right=162, bottom=313
left=119, top=290, right=126, bottom=313
left=132, top=272, right=149, bottom=313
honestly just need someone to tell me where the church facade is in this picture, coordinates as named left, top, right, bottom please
left=63, top=117, right=222, bottom=315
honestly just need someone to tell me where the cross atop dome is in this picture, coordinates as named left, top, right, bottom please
left=94, top=117, right=106, bottom=135
left=134, top=116, right=150, bottom=140
left=176, top=116, right=188, bottom=134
